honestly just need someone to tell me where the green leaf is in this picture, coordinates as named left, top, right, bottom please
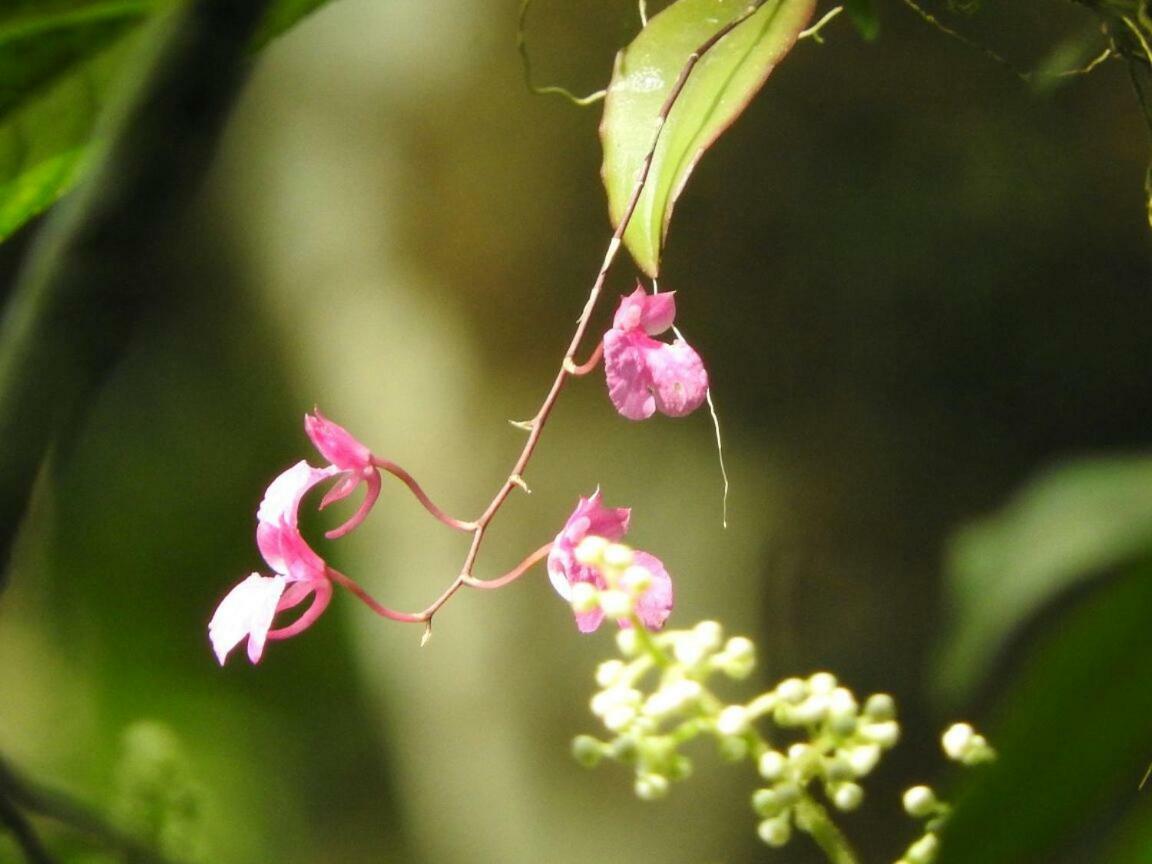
left=0, top=0, right=341, bottom=243
left=844, top=0, right=879, bottom=40
left=935, top=563, right=1152, bottom=864
left=938, top=454, right=1152, bottom=701
left=600, top=0, right=815, bottom=277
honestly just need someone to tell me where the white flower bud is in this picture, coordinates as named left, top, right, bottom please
left=822, top=755, right=854, bottom=783
left=595, top=660, right=626, bottom=688
left=598, top=589, right=633, bottom=619
left=616, top=627, right=640, bottom=657
left=571, top=735, right=604, bottom=767
left=574, top=536, right=609, bottom=565
left=757, top=815, right=792, bottom=848
left=774, top=781, right=802, bottom=806
left=903, top=785, right=939, bottom=818
left=831, top=782, right=864, bottom=812
left=845, top=743, right=881, bottom=777
left=792, top=694, right=829, bottom=725
left=752, top=787, right=783, bottom=817
left=808, top=671, right=838, bottom=694
left=718, top=637, right=756, bottom=679
left=694, top=620, right=724, bottom=651
left=602, top=543, right=635, bottom=569
left=570, top=581, right=600, bottom=614
left=634, top=773, right=669, bottom=801
left=758, top=750, right=788, bottom=781
left=864, top=692, right=896, bottom=722
left=717, top=705, right=750, bottom=736
left=776, top=677, right=808, bottom=704
left=942, top=723, right=974, bottom=761
left=860, top=720, right=900, bottom=749
left=620, top=564, right=652, bottom=594
left=906, top=833, right=939, bottom=864
left=604, top=704, right=637, bottom=732
left=829, top=687, right=859, bottom=716
left=672, top=634, right=707, bottom=667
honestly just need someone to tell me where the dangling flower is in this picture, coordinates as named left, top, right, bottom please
left=304, top=410, right=382, bottom=538
left=603, top=285, right=708, bottom=421
left=547, top=491, right=674, bottom=633
left=209, top=461, right=337, bottom=665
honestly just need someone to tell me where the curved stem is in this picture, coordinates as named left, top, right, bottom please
left=373, top=458, right=476, bottom=531
left=327, top=569, right=425, bottom=623
left=563, top=342, right=604, bottom=377
left=465, top=543, right=552, bottom=590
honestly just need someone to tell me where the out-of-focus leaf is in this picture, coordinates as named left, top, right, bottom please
left=0, top=0, right=342, bottom=242
left=938, top=454, right=1152, bottom=699
left=844, top=0, right=879, bottom=40
left=600, top=0, right=815, bottom=277
left=936, top=563, right=1152, bottom=864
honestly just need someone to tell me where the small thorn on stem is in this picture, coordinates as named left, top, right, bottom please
left=421, top=622, right=433, bottom=647
left=509, top=418, right=535, bottom=431
left=510, top=474, right=532, bottom=494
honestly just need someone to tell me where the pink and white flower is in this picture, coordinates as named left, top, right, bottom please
left=547, top=491, right=673, bottom=633
left=305, top=410, right=382, bottom=538
left=209, top=461, right=337, bottom=665
left=603, top=286, right=708, bottom=421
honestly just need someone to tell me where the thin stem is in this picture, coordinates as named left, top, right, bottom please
left=0, top=791, right=55, bottom=864
left=798, top=5, right=843, bottom=42
left=327, top=569, right=425, bottom=623
left=562, top=342, right=604, bottom=376
left=794, top=798, right=861, bottom=864
left=373, top=458, right=476, bottom=531
left=898, top=0, right=1030, bottom=82
left=366, top=5, right=760, bottom=633
left=465, top=543, right=553, bottom=589
left=517, top=0, right=606, bottom=106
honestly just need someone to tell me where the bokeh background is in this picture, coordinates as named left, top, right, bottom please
left=2, top=0, right=1152, bottom=862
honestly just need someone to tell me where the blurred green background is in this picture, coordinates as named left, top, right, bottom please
left=2, top=1, right=1152, bottom=862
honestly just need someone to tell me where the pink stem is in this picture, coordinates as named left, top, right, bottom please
left=465, top=543, right=552, bottom=590
left=328, top=568, right=426, bottom=623
left=566, top=342, right=604, bottom=377
left=268, top=580, right=332, bottom=640
left=373, top=458, right=476, bottom=531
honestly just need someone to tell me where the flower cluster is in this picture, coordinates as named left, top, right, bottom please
left=546, top=491, right=673, bottom=633
left=602, top=286, right=708, bottom=421
left=894, top=722, right=996, bottom=864
left=748, top=674, right=900, bottom=847
left=208, top=411, right=379, bottom=665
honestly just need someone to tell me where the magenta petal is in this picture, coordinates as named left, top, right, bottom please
left=647, top=339, right=709, bottom=417
left=547, top=490, right=629, bottom=602
left=575, top=606, right=606, bottom=633
left=604, top=330, right=656, bottom=420
left=267, top=579, right=333, bottom=641
left=208, top=573, right=287, bottom=665
left=257, top=461, right=337, bottom=528
left=305, top=410, right=374, bottom=472
left=326, top=471, right=381, bottom=539
left=631, top=552, right=673, bottom=631
left=611, top=285, right=676, bottom=335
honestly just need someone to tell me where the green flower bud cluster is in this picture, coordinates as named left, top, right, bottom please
left=894, top=722, right=995, bottom=864
left=749, top=673, right=899, bottom=847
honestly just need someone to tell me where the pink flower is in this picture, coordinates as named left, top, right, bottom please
left=547, top=491, right=674, bottom=633
left=603, top=286, right=708, bottom=421
left=305, top=410, right=382, bottom=538
left=209, top=461, right=338, bottom=665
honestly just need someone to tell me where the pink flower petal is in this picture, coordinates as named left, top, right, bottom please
left=267, top=579, right=333, bottom=641
left=547, top=491, right=629, bottom=601
left=604, top=330, right=657, bottom=420
left=630, top=552, right=673, bottom=631
left=612, top=285, right=676, bottom=336
left=305, top=410, right=374, bottom=472
left=208, top=573, right=287, bottom=665
left=255, top=461, right=336, bottom=580
left=648, top=339, right=709, bottom=417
